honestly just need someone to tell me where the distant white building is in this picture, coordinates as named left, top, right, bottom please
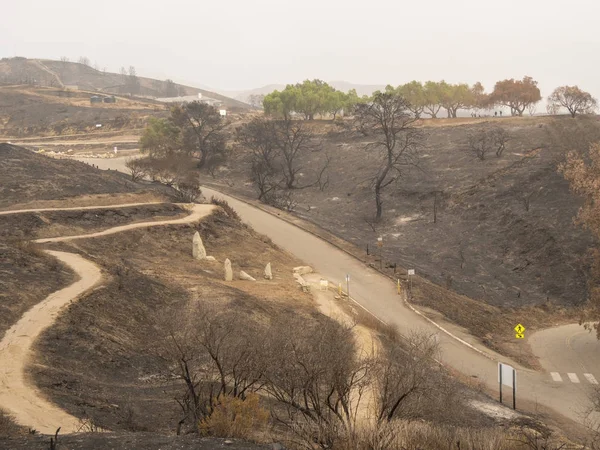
left=155, top=92, right=223, bottom=107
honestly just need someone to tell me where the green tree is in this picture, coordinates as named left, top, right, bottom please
left=439, top=82, right=471, bottom=118
left=548, top=85, right=598, bottom=118
left=139, top=117, right=181, bottom=157
left=488, top=76, right=541, bottom=116
left=294, top=79, right=336, bottom=120
left=397, top=81, right=426, bottom=118
left=140, top=102, right=227, bottom=171
left=170, top=102, right=228, bottom=169
left=263, top=88, right=297, bottom=120
left=325, top=90, right=347, bottom=119
left=344, top=88, right=362, bottom=114
left=468, top=82, right=488, bottom=112
left=423, top=81, right=443, bottom=119
left=265, top=80, right=359, bottom=120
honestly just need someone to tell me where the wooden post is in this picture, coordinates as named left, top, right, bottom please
left=512, top=369, right=516, bottom=410
left=499, top=363, right=503, bottom=404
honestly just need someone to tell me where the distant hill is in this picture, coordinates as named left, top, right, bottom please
left=217, top=81, right=387, bottom=104
left=0, top=57, right=250, bottom=111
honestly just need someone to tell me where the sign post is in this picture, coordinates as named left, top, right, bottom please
left=407, top=269, right=415, bottom=293
left=498, top=363, right=517, bottom=410
left=514, top=323, right=525, bottom=339
left=377, top=236, right=383, bottom=270
left=346, top=274, right=350, bottom=299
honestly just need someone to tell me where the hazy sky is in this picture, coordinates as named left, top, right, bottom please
left=3, top=0, right=600, bottom=98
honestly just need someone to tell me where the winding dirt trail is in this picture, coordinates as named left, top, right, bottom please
left=0, top=203, right=215, bottom=434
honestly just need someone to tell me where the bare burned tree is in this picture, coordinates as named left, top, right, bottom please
left=275, top=119, right=320, bottom=189
left=490, top=127, right=510, bottom=157
left=236, top=117, right=329, bottom=209
left=354, top=91, right=425, bottom=221
left=467, top=130, right=492, bottom=161
left=374, top=332, right=440, bottom=423
left=125, top=158, right=147, bottom=182
left=156, top=305, right=267, bottom=435
left=236, top=118, right=281, bottom=201
left=173, top=171, right=202, bottom=203
left=467, top=127, right=509, bottom=160
left=263, top=315, right=372, bottom=449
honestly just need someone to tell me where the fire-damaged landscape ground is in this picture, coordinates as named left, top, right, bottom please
left=210, top=115, right=600, bottom=368
left=0, top=145, right=561, bottom=449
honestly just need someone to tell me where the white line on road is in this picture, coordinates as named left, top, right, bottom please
left=584, top=373, right=599, bottom=385
left=568, top=373, right=580, bottom=383
left=551, top=372, right=563, bottom=382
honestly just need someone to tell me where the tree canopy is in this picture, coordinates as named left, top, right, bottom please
left=488, top=76, right=541, bottom=116
left=548, top=86, right=598, bottom=118
left=263, top=80, right=365, bottom=120
left=140, top=101, right=228, bottom=171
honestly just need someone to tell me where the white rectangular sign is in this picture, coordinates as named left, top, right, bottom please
left=408, top=269, right=415, bottom=275
left=498, top=363, right=516, bottom=390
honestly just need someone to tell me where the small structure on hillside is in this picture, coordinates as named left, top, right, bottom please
left=103, top=96, right=116, bottom=103
left=90, top=96, right=103, bottom=104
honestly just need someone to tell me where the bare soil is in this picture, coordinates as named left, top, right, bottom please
left=30, top=209, right=312, bottom=434
left=0, top=241, right=74, bottom=339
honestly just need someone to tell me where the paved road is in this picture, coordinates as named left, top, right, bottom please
left=531, top=325, right=600, bottom=387
left=82, top=156, right=599, bottom=427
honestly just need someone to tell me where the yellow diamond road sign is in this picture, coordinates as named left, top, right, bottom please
left=515, top=333, right=525, bottom=339
left=514, top=324, right=525, bottom=334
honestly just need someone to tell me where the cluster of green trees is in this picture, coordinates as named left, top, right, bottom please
left=262, top=77, right=552, bottom=119
left=263, top=79, right=366, bottom=120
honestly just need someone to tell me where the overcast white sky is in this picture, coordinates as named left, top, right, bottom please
left=2, top=0, right=600, bottom=98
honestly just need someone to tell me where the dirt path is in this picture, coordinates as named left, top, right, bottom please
left=0, top=203, right=215, bottom=434
left=34, top=204, right=215, bottom=243
left=0, top=202, right=166, bottom=215
left=0, top=251, right=100, bottom=434
left=30, top=60, right=64, bottom=88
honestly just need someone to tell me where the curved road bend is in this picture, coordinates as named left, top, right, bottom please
left=82, top=156, right=597, bottom=427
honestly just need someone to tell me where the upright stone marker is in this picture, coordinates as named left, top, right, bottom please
left=192, top=232, right=207, bottom=260
left=264, top=263, right=273, bottom=280
left=224, top=258, right=233, bottom=281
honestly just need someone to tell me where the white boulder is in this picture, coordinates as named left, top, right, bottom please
left=264, top=263, right=273, bottom=280
left=293, top=266, right=313, bottom=276
left=239, top=271, right=256, bottom=281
